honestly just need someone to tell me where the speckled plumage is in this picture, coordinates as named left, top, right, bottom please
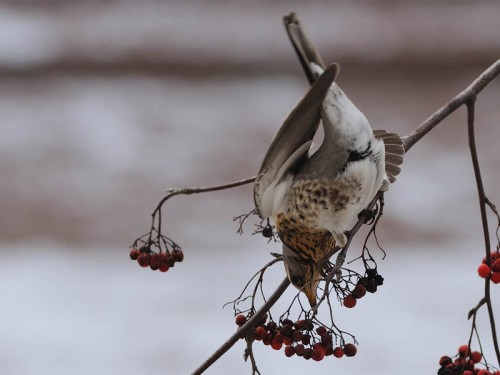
left=253, top=15, right=404, bottom=307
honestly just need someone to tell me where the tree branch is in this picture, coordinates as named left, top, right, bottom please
left=403, top=58, right=500, bottom=152
left=467, top=99, right=500, bottom=365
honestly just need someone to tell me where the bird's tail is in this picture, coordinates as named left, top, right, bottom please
left=284, top=12, right=327, bottom=85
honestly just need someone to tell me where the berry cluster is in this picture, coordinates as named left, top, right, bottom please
left=477, top=252, right=500, bottom=284
left=235, top=314, right=357, bottom=361
left=342, top=268, right=383, bottom=308
left=438, top=345, right=500, bottom=375
left=129, top=246, right=184, bottom=272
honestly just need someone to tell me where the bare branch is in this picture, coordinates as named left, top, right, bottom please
left=403, top=58, right=500, bottom=152
left=191, top=278, right=290, bottom=375
left=467, top=99, right=500, bottom=364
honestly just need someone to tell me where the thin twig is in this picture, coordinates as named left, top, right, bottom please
left=467, top=99, right=500, bottom=365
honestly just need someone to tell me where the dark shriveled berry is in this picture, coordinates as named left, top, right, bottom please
left=294, top=344, right=305, bottom=357
left=439, top=356, right=452, bottom=366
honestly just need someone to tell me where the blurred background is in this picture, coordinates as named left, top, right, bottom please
left=1, top=2, right=500, bottom=374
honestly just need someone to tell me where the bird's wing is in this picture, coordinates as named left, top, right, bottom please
left=254, top=64, right=339, bottom=219
left=373, top=130, right=405, bottom=183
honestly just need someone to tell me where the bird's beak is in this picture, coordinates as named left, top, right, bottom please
left=303, top=285, right=317, bottom=307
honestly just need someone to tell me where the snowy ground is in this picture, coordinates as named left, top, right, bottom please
left=1, top=3, right=500, bottom=375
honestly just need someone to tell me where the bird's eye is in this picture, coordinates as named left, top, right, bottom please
left=290, top=275, right=301, bottom=285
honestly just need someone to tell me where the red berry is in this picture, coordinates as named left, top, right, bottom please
left=149, top=254, right=160, bottom=269
left=477, top=370, right=491, bottom=375
left=492, top=259, right=500, bottom=272
left=470, top=351, right=482, bottom=363
left=271, top=339, right=283, bottom=350
left=292, top=330, right=303, bottom=342
left=263, top=333, right=273, bottom=346
left=439, top=356, right=452, bottom=366
left=282, top=318, right=294, bottom=326
left=294, top=344, right=305, bottom=356
left=316, top=326, right=327, bottom=336
left=159, top=264, right=169, bottom=272
left=313, top=343, right=326, bottom=353
left=283, top=337, right=293, bottom=346
left=333, top=347, right=344, bottom=358
left=311, top=348, right=325, bottom=361
left=301, top=334, right=311, bottom=346
left=235, top=314, right=246, bottom=326
left=343, top=343, right=357, bottom=357
left=171, top=249, right=184, bottom=262
left=463, top=371, right=473, bottom=375
left=343, top=295, right=357, bottom=308
left=294, top=320, right=306, bottom=329
left=284, top=345, right=295, bottom=357
left=491, top=272, right=500, bottom=284
left=458, top=344, right=469, bottom=356
left=303, top=348, right=312, bottom=360
left=254, top=326, right=267, bottom=340
left=267, top=321, right=277, bottom=331
left=129, top=249, right=141, bottom=260
left=137, top=254, right=150, bottom=267
left=274, top=332, right=284, bottom=344
left=321, top=334, right=333, bottom=345
left=352, top=283, right=367, bottom=299
left=478, top=264, right=491, bottom=278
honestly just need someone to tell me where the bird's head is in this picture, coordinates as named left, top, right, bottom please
left=282, top=245, right=322, bottom=307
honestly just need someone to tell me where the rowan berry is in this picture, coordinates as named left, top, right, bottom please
left=477, top=370, right=492, bottom=375
left=271, top=339, right=283, bottom=350
left=316, top=326, right=327, bottom=336
left=311, top=348, right=325, bottom=361
left=294, top=344, right=305, bottom=357
left=458, top=344, right=469, bottom=356
left=159, top=264, right=169, bottom=272
left=471, top=351, right=482, bottom=363
left=235, top=314, right=246, bottom=326
left=129, top=249, right=141, bottom=260
left=478, top=264, right=491, bottom=279
left=352, top=283, right=367, bottom=299
left=303, top=348, right=312, bottom=360
left=267, top=321, right=277, bottom=331
left=301, top=334, right=311, bottom=346
left=274, top=332, right=284, bottom=344
left=333, top=347, right=344, bottom=358
left=463, top=371, right=473, bottom=375
left=171, top=248, right=184, bottom=262
left=282, top=318, right=294, bottom=326
left=343, top=295, right=357, bottom=308
left=493, top=259, right=500, bottom=272
left=284, top=345, right=295, bottom=357
left=343, top=343, right=357, bottom=357
left=254, top=326, right=267, bottom=340
left=149, top=254, right=160, bottom=270
left=292, top=330, right=303, bottom=342
left=137, top=254, right=150, bottom=267
left=283, top=337, right=293, bottom=346
left=491, top=272, right=500, bottom=284
left=439, top=356, right=452, bottom=366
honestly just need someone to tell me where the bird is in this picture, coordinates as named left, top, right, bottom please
left=253, top=14, right=404, bottom=307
